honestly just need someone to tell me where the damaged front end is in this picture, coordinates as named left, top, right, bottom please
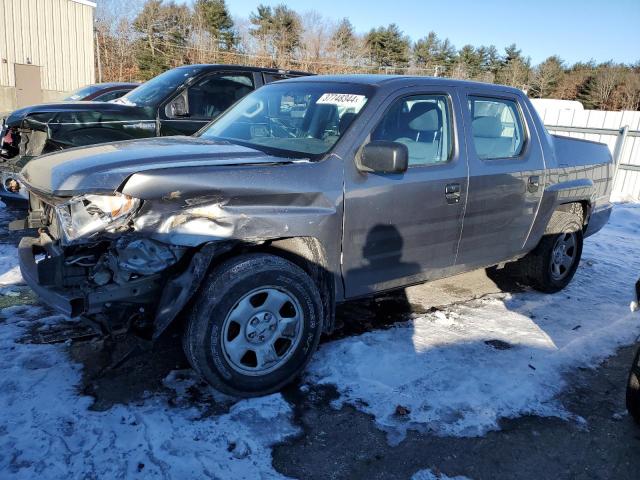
left=17, top=191, right=224, bottom=339
left=0, top=123, right=28, bottom=195
left=1, top=103, right=156, bottom=199
left=1, top=117, right=70, bottom=198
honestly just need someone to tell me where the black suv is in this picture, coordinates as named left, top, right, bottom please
left=0, top=65, right=310, bottom=198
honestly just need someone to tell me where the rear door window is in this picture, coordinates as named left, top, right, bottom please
left=468, top=96, right=525, bottom=159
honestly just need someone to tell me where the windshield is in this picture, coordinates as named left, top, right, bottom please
left=114, top=67, right=202, bottom=107
left=64, top=85, right=100, bottom=100
left=200, top=82, right=372, bottom=158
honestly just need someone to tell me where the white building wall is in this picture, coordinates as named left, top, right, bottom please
left=0, top=0, right=95, bottom=110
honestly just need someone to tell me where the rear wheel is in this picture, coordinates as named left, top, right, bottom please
left=512, top=208, right=584, bottom=293
left=183, top=253, right=323, bottom=397
left=627, top=346, right=640, bottom=424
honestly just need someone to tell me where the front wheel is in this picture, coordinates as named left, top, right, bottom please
left=512, top=209, right=584, bottom=293
left=184, top=253, right=324, bottom=397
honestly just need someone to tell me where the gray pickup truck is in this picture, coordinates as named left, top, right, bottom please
left=15, top=75, right=613, bottom=396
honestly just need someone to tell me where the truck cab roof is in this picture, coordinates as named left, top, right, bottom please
left=279, top=74, right=525, bottom=95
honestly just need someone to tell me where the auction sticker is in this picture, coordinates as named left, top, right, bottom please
left=316, top=93, right=367, bottom=110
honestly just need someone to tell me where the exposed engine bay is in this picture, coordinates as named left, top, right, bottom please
left=19, top=192, right=225, bottom=339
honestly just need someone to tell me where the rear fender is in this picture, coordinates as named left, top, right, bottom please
left=524, top=177, right=595, bottom=252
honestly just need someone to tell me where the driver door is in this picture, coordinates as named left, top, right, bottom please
left=159, top=72, right=256, bottom=136
left=342, top=87, right=469, bottom=298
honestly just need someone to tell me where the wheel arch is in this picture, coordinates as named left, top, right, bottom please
left=206, top=236, right=337, bottom=334
left=555, top=200, right=590, bottom=228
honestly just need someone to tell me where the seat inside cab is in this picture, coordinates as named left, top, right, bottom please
left=471, top=116, right=515, bottom=159
left=371, top=97, right=450, bottom=166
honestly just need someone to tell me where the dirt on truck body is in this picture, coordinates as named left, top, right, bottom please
left=14, top=75, right=614, bottom=396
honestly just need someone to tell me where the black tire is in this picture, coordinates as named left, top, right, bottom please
left=513, top=207, right=584, bottom=293
left=183, top=253, right=323, bottom=397
left=627, top=346, right=640, bottom=425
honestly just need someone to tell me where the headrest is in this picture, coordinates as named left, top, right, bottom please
left=472, top=116, right=502, bottom=138
left=306, top=104, right=338, bottom=138
left=408, top=103, right=440, bottom=131
left=339, top=112, right=357, bottom=134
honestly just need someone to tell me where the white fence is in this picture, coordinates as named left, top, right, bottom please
left=534, top=106, right=640, bottom=201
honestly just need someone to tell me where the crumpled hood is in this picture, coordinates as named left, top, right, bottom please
left=4, top=101, right=150, bottom=128
left=20, top=136, right=291, bottom=196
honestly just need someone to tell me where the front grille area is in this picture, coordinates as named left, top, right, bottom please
left=27, top=191, right=60, bottom=238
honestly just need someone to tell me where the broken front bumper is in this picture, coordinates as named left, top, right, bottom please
left=19, top=236, right=84, bottom=317
left=19, top=234, right=162, bottom=319
left=19, top=232, right=223, bottom=338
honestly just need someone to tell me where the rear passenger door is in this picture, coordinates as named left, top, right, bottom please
left=342, top=87, right=468, bottom=297
left=455, top=91, right=545, bottom=269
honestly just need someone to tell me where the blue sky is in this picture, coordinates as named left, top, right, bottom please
left=184, top=0, right=640, bottom=65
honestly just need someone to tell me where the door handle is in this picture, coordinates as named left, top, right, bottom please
left=528, top=175, right=540, bottom=193
left=445, top=183, right=461, bottom=204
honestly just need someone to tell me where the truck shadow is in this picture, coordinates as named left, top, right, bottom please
left=330, top=224, right=420, bottom=339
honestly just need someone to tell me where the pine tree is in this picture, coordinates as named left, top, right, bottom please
left=332, top=18, right=356, bottom=62
left=133, top=0, right=192, bottom=79
left=250, top=4, right=301, bottom=62
left=365, top=24, right=410, bottom=68
left=433, top=38, right=457, bottom=74
left=194, top=0, right=237, bottom=50
left=413, top=32, right=439, bottom=70
left=496, top=43, right=531, bottom=88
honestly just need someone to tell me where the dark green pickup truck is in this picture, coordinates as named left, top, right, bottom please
left=0, top=64, right=309, bottom=198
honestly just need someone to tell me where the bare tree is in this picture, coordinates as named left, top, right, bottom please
left=529, top=56, right=564, bottom=98
left=95, top=4, right=140, bottom=82
left=298, top=11, right=332, bottom=71
left=498, top=57, right=530, bottom=89
left=587, top=64, right=621, bottom=109
left=614, top=72, right=640, bottom=110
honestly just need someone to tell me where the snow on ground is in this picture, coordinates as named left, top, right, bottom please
left=0, top=201, right=22, bottom=287
left=0, top=305, right=299, bottom=478
left=0, top=203, right=299, bottom=479
left=0, top=251, right=22, bottom=286
left=308, top=203, right=640, bottom=444
left=0, top=200, right=639, bottom=477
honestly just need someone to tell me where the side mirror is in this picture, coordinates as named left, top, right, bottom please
left=165, top=93, right=189, bottom=118
left=359, top=141, right=409, bottom=174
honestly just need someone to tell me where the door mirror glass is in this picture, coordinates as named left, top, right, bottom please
left=359, top=141, right=408, bottom=174
left=165, top=92, right=189, bottom=118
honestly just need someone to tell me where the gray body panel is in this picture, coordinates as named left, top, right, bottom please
left=341, top=84, right=468, bottom=296
left=18, top=75, right=614, bottom=313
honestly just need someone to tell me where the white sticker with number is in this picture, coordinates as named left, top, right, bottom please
left=316, top=93, right=367, bottom=110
